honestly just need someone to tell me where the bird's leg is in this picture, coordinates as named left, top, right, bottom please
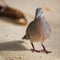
left=41, top=43, right=52, bottom=54
left=31, top=42, right=40, bottom=53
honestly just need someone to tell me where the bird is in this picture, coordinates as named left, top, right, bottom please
left=22, top=8, right=51, bottom=54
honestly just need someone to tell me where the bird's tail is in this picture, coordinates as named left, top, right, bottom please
left=22, top=35, right=29, bottom=40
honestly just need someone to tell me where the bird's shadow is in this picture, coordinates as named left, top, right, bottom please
left=0, top=40, right=28, bottom=51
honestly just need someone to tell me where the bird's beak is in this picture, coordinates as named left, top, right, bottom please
left=36, top=12, right=41, bottom=18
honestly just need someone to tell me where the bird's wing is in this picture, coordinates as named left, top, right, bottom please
left=26, top=21, right=34, bottom=34
left=26, top=20, right=41, bottom=36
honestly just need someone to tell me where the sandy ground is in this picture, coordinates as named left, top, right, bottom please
left=0, top=0, right=60, bottom=60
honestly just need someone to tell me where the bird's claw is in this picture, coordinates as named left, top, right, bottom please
left=31, top=49, right=40, bottom=53
left=40, top=49, right=52, bottom=54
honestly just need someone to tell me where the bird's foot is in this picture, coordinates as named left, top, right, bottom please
left=31, top=49, right=40, bottom=53
left=40, top=49, right=52, bottom=54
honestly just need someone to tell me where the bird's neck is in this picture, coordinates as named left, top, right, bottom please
left=35, top=16, right=45, bottom=21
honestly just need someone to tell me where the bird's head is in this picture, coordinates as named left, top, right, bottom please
left=35, top=8, right=44, bottom=18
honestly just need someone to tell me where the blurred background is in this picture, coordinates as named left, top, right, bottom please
left=0, top=0, right=60, bottom=60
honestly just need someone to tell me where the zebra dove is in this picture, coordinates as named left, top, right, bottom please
left=22, top=8, right=51, bottom=54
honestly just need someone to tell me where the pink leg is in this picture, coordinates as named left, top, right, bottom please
left=31, top=42, right=40, bottom=53
left=41, top=44, right=52, bottom=54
